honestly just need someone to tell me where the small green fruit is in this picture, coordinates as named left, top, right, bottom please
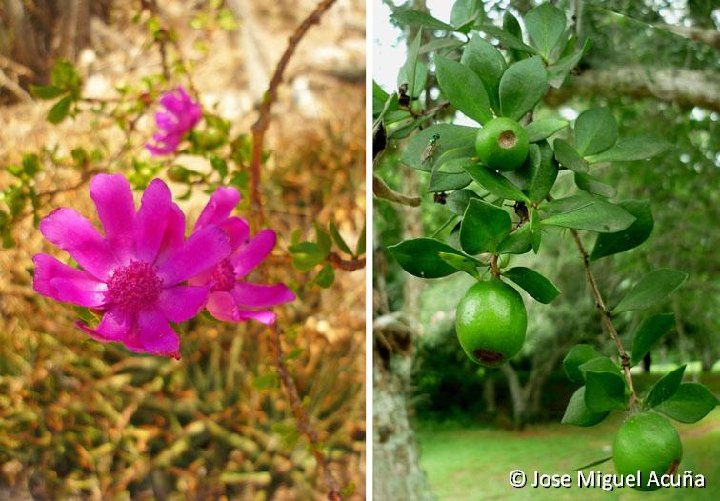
left=475, top=117, right=529, bottom=171
left=613, top=412, right=683, bottom=491
left=455, top=280, right=527, bottom=367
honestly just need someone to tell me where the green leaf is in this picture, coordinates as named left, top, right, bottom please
left=315, top=224, right=332, bottom=255
left=497, top=225, right=532, bottom=254
left=579, top=356, right=623, bottom=378
left=613, top=269, right=689, bottom=314
left=522, top=142, right=558, bottom=203
left=50, top=60, right=81, bottom=91
left=499, top=56, right=548, bottom=121
left=542, top=195, right=636, bottom=233
left=438, top=251, right=480, bottom=277
left=547, top=39, right=590, bottom=88
left=530, top=208, right=541, bottom=253
left=575, top=456, right=614, bottom=471
left=355, top=224, right=366, bottom=256
left=435, top=56, right=493, bottom=125
left=630, top=313, right=675, bottom=366
left=553, top=138, right=589, bottom=172
left=446, top=189, right=481, bottom=216
left=30, top=85, right=65, bottom=100
left=464, top=163, right=530, bottom=203
left=574, top=108, right=618, bottom=155
left=47, top=96, right=73, bottom=124
left=459, top=199, right=512, bottom=254
left=524, top=4, right=566, bottom=60
left=562, top=386, right=610, bottom=427
left=590, top=200, right=653, bottom=260
left=525, top=118, right=568, bottom=143
left=481, top=25, right=535, bottom=53
left=289, top=241, right=327, bottom=271
left=574, top=172, right=616, bottom=198
left=645, top=365, right=686, bottom=409
left=563, top=345, right=607, bottom=383
left=388, top=238, right=466, bottom=279
left=397, top=30, right=426, bottom=99
left=315, top=264, right=335, bottom=288
left=392, top=9, right=456, bottom=31
left=429, top=154, right=474, bottom=192
left=586, top=136, right=672, bottom=163
left=401, top=124, right=478, bottom=171
left=419, top=38, right=464, bottom=54
left=461, top=35, right=507, bottom=112
left=450, top=0, right=481, bottom=29
left=584, top=370, right=627, bottom=413
left=503, top=267, right=560, bottom=304
left=655, top=383, right=720, bottom=424
left=372, top=80, right=393, bottom=118
left=329, top=220, right=353, bottom=255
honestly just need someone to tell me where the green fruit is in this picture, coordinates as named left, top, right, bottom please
left=455, top=279, right=527, bottom=367
left=475, top=117, right=529, bottom=171
left=613, top=412, right=683, bottom=491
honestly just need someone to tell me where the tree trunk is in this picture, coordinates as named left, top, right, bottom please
left=483, top=377, right=497, bottom=414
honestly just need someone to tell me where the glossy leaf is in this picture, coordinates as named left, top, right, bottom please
left=585, top=370, right=627, bottom=413
left=522, top=142, right=558, bottom=203
left=388, top=238, right=466, bottom=279
left=503, top=267, right=560, bottom=304
left=563, top=344, right=604, bottom=384
left=530, top=208, right=541, bottom=253
left=460, top=199, right=512, bottom=254
left=525, top=118, right=568, bottom=143
left=450, top=0, right=481, bottom=29
left=574, top=108, right=618, bottom=156
left=499, top=56, right=548, bottom=120
left=392, top=9, right=456, bottom=31
left=397, top=30, right=425, bottom=99
left=446, top=189, right=481, bottom=216
left=586, top=136, right=672, bottom=163
left=47, top=96, right=73, bottom=124
left=464, top=163, right=530, bottom=203
left=579, top=356, right=622, bottom=378
left=401, top=124, right=478, bottom=171
left=524, top=3, right=566, bottom=60
left=547, top=39, right=590, bottom=88
left=553, top=138, right=589, bottom=172
left=630, top=313, right=675, bottom=366
left=574, top=172, right=616, bottom=198
left=435, top=56, right=493, bottom=125
left=542, top=196, right=636, bottom=233
left=645, top=365, right=686, bottom=409
left=562, top=386, right=610, bottom=427
left=498, top=225, right=532, bottom=254
left=655, top=383, right=720, bottom=423
left=461, top=35, right=507, bottom=112
left=429, top=157, right=474, bottom=192
left=329, top=220, right=353, bottom=255
left=438, top=251, right=480, bottom=277
left=481, top=24, right=535, bottom=53
left=613, top=269, right=689, bottom=314
left=590, top=200, right=653, bottom=260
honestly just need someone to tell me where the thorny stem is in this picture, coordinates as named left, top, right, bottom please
left=268, top=324, right=342, bottom=501
left=571, top=229, right=638, bottom=409
left=249, top=0, right=338, bottom=226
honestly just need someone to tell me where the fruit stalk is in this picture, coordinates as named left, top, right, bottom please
left=571, top=229, right=638, bottom=409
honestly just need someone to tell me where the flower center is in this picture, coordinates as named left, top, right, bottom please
left=106, top=261, right=163, bottom=312
left=210, top=259, right=236, bottom=292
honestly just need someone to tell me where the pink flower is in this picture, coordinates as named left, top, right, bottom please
left=33, top=174, right=231, bottom=358
left=145, top=86, right=202, bottom=156
left=189, top=187, right=296, bottom=324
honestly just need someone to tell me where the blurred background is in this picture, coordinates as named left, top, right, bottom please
left=373, top=0, right=720, bottom=499
left=1, top=0, right=365, bottom=499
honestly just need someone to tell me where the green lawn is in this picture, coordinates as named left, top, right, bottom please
left=417, top=409, right=720, bottom=501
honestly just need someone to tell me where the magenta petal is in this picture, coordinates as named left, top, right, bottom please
left=157, top=285, right=209, bottom=323
left=33, top=253, right=107, bottom=307
left=220, top=217, right=250, bottom=249
left=236, top=310, right=277, bottom=325
left=194, top=187, right=241, bottom=231
left=205, top=291, right=237, bottom=322
left=230, top=282, right=295, bottom=308
left=136, top=309, right=180, bottom=356
left=95, top=309, right=133, bottom=340
left=89, top=174, right=136, bottom=258
left=133, top=179, right=173, bottom=263
left=159, top=226, right=230, bottom=286
left=39, top=208, right=119, bottom=280
left=231, top=229, right=276, bottom=277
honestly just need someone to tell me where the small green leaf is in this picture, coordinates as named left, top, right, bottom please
left=613, top=269, right=689, bottom=314
left=401, top=124, right=478, bottom=171
left=253, top=373, right=280, bottom=390
left=315, top=264, right=335, bottom=288
left=461, top=35, right=507, bottom=111
left=590, top=200, right=653, bottom=260
left=574, top=172, right=616, bottom=198
left=655, top=383, right=720, bottom=423
left=388, top=238, right=466, bottom=279
left=438, top=251, right=480, bottom=277
left=435, top=56, right=493, bottom=125
left=547, top=39, right=590, bottom=88
left=522, top=142, right=558, bottom=203
left=392, top=9, right=456, bottom=31
left=562, top=386, right=610, bottom=427
left=480, top=25, right=535, bottom=53
left=553, top=138, right=589, bottom=172
left=530, top=208, right=541, bottom=253
left=503, top=267, right=560, bottom=304
left=315, top=224, right=332, bottom=255
left=429, top=156, right=474, bottom=192
left=524, top=3, right=566, bottom=60
left=355, top=224, right=366, bottom=256
left=499, top=56, right=548, bottom=121
left=289, top=241, right=327, bottom=271
left=329, top=220, right=353, bottom=255
left=47, top=96, right=73, bottom=124
left=450, top=0, right=481, bottom=29
left=574, top=108, right=618, bottom=156
left=564, top=345, right=604, bottom=384
left=542, top=196, right=636, bottom=233
left=586, top=136, right=672, bottom=163
left=30, top=85, right=65, bottom=100
left=645, top=365, right=686, bottom=409
left=397, top=30, right=426, bottom=99
left=584, top=370, right=627, bottom=413
left=446, top=189, right=481, bottom=216
left=525, top=118, right=568, bottom=143
left=459, top=199, right=512, bottom=254
left=497, top=225, right=532, bottom=254
left=630, top=313, right=675, bottom=366
left=464, top=163, right=530, bottom=203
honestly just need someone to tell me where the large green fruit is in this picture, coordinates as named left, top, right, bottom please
left=475, top=117, right=529, bottom=171
left=613, top=412, right=683, bottom=491
left=455, top=280, right=527, bottom=367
